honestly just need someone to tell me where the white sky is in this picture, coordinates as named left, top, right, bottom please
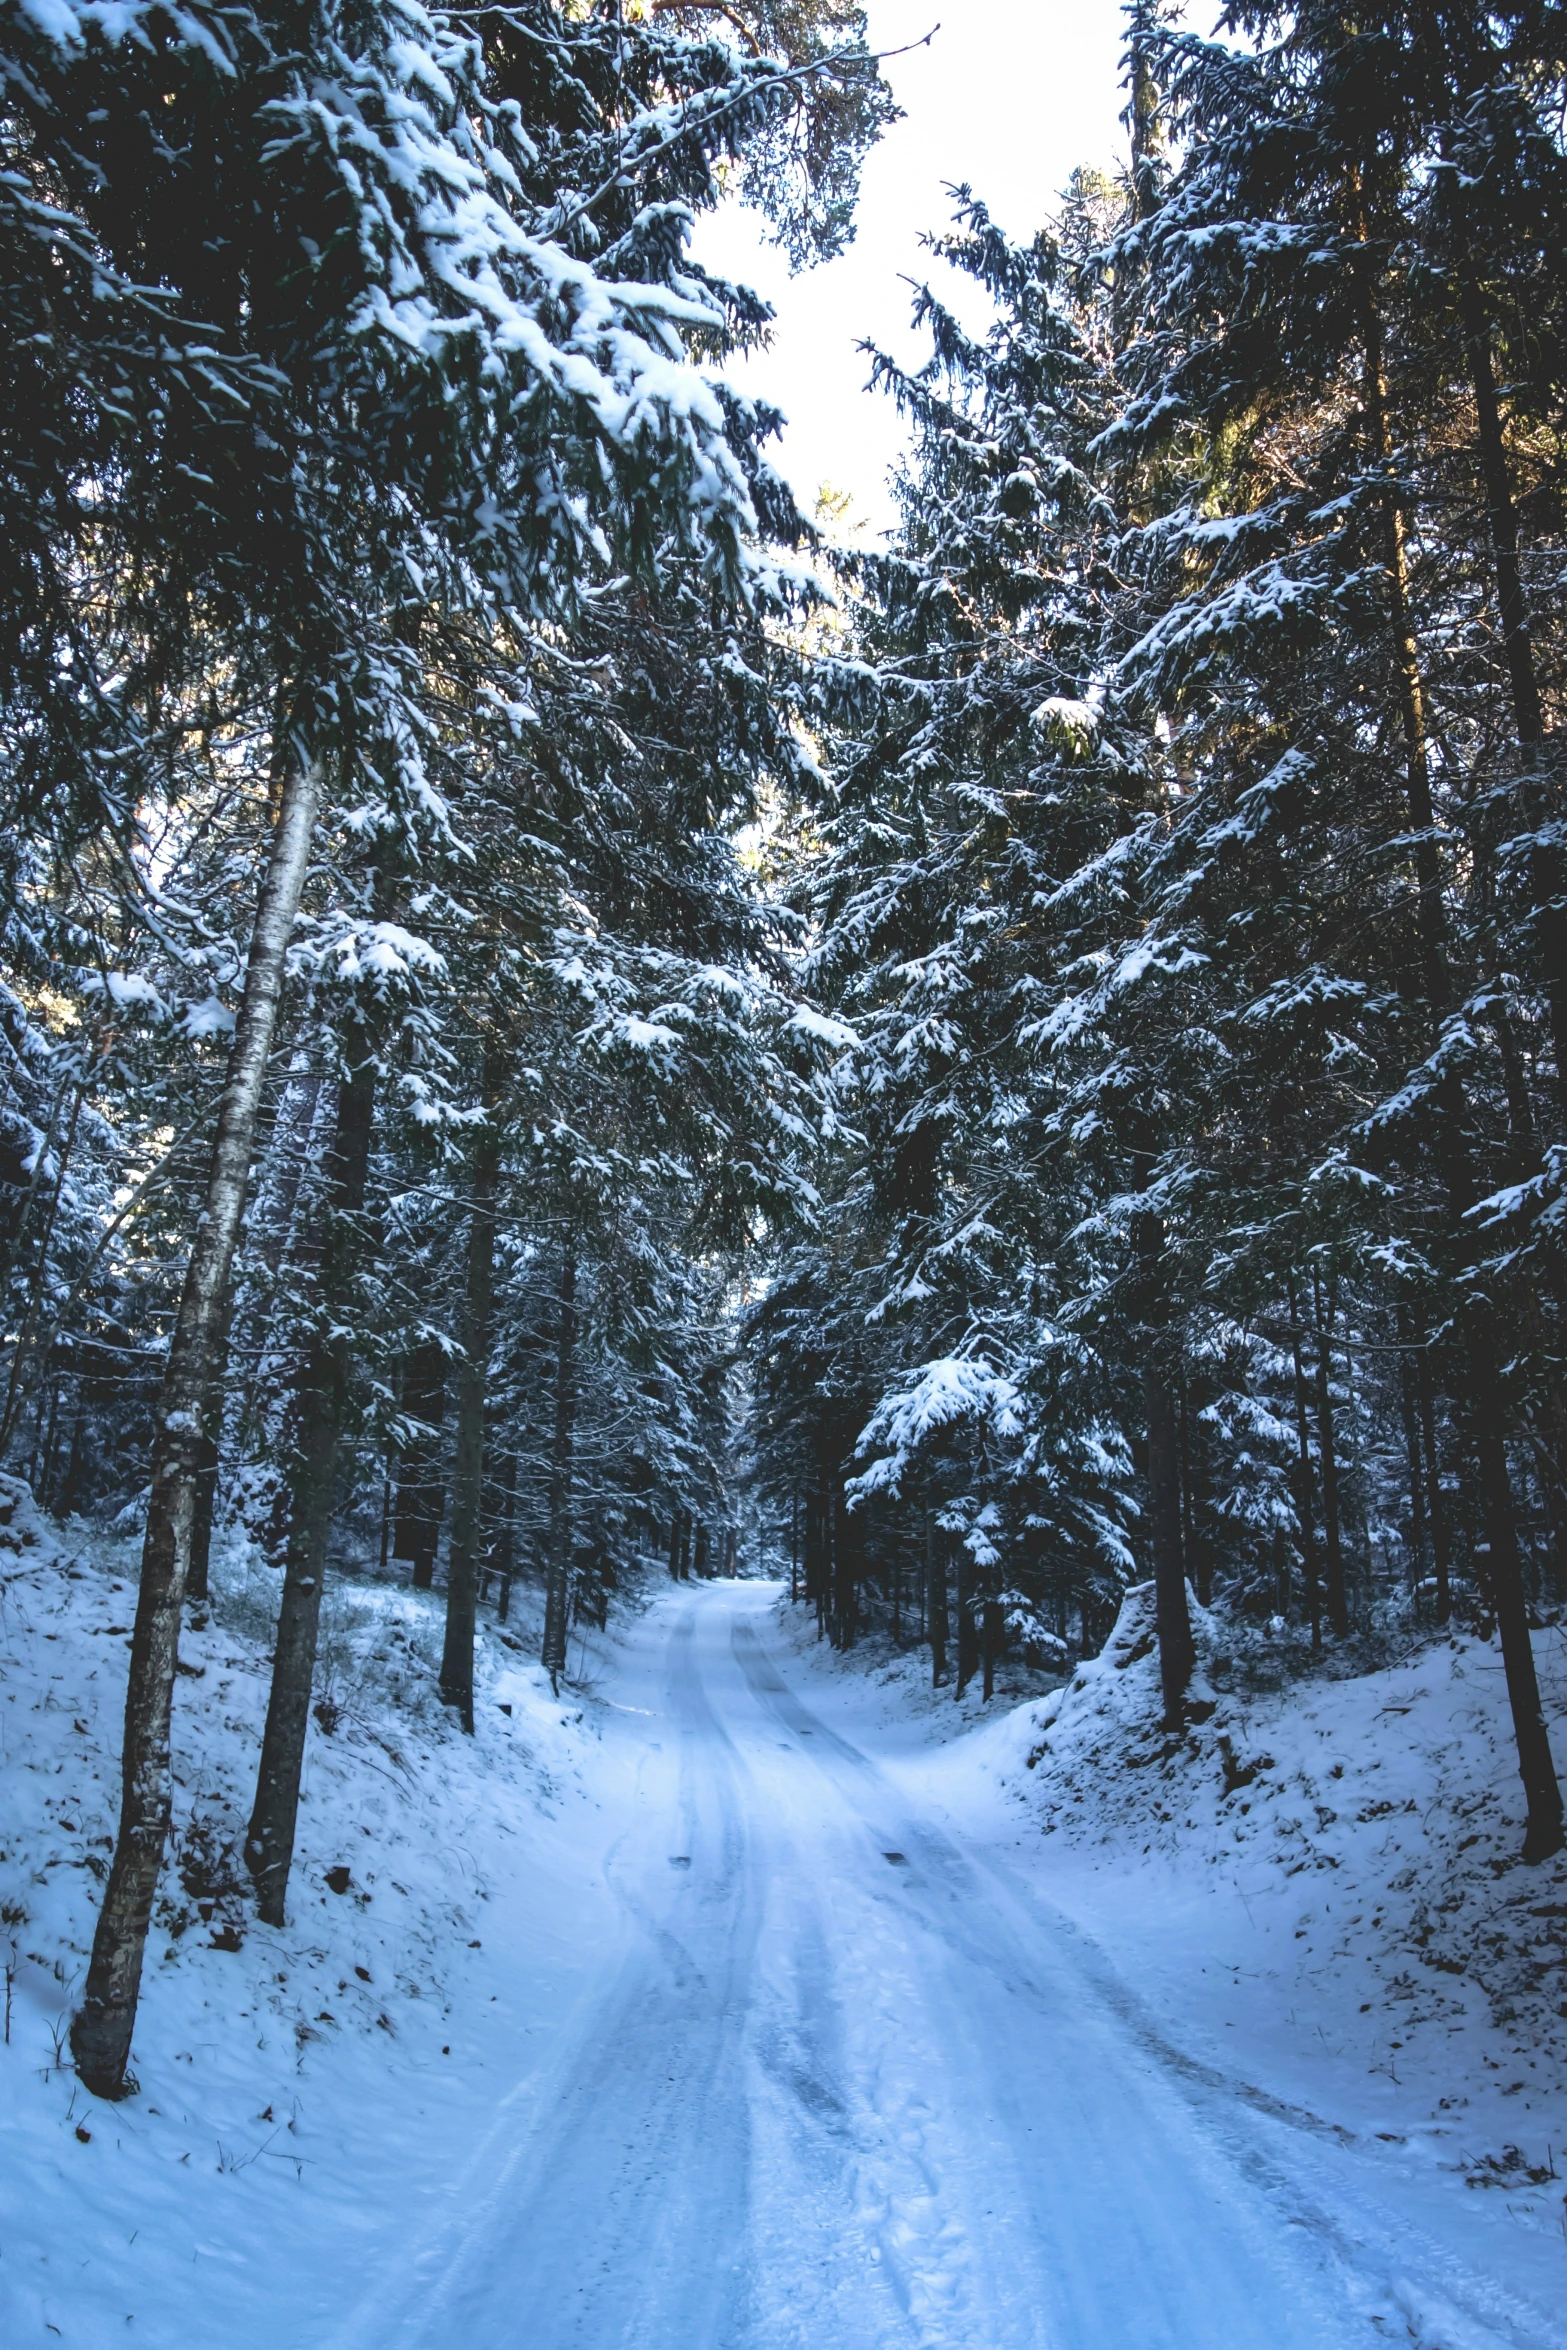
left=692, top=0, right=1130, bottom=540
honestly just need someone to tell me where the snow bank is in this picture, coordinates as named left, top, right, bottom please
left=0, top=1474, right=627, bottom=2345
left=879, top=1581, right=1567, bottom=2247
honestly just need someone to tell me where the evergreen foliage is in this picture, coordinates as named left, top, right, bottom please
left=2, top=0, right=1565, bottom=2104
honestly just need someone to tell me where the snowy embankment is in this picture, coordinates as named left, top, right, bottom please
left=780, top=1586, right=1567, bottom=2246
left=0, top=1473, right=630, bottom=2344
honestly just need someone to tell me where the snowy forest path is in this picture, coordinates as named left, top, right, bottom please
left=339, top=1586, right=1566, bottom=2350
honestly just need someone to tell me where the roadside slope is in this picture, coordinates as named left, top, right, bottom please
left=0, top=1475, right=632, bottom=2347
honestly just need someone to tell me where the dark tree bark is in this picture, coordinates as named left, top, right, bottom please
left=72, top=742, right=320, bottom=2100
left=954, top=1544, right=978, bottom=1698
left=227, top=1059, right=329, bottom=1467
left=806, top=1475, right=829, bottom=1636
left=54, top=1383, right=86, bottom=1520
left=1397, top=1321, right=1430, bottom=1614
left=246, top=1026, right=376, bottom=1922
left=394, top=1340, right=447, bottom=1589
left=926, top=1511, right=947, bottom=1687
left=439, top=1062, right=506, bottom=1731
left=981, top=1594, right=1002, bottom=1701
left=492, top=1447, right=518, bottom=1623
left=1144, top=1352, right=1194, bottom=1724
left=377, top=1434, right=394, bottom=1576
left=1179, top=1376, right=1211, bottom=1607
left=539, top=1247, right=578, bottom=1690
left=1133, top=1185, right=1194, bottom=1725
left=1313, top=1273, right=1349, bottom=1638
left=1414, top=1354, right=1452, bottom=1626
left=1472, top=1386, right=1564, bottom=1859
left=1288, top=1280, right=1324, bottom=1652
left=832, top=1485, right=855, bottom=1649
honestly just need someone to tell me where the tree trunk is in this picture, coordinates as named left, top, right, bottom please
left=227, top=1056, right=329, bottom=1460
left=1179, top=1375, right=1211, bottom=1606
left=954, top=1543, right=978, bottom=1697
left=1313, top=1273, right=1349, bottom=1638
left=807, top=1474, right=829, bottom=1636
left=1473, top=1400, right=1564, bottom=1859
left=1414, top=1348, right=1452, bottom=1625
left=72, top=741, right=320, bottom=2099
left=394, top=1340, right=446, bottom=1588
left=185, top=1273, right=235, bottom=1610
left=439, top=1062, right=505, bottom=1731
left=540, top=1247, right=578, bottom=1690
left=832, top=1485, right=855, bottom=1649
left=246, top=1029, right=376, bottom=1921
left=378, top=1436, right=394, bottom=1576
left=1133, top=1186, right=1193, bottom=1725
left=492, top=1448, right=518, bottom=1623
left=981, top=1594, right=1002, bottom=1701
left=926, top=1511, right=947, bottom=1686
left=1288, top=1280, right=1323, bottom=1650
left=1397, top=1322, right=1430, bottom=1614
left=1144, top=1353, right=1194, bottom=1724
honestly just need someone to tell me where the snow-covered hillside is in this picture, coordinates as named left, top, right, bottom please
left=785, top=1585, right=1567, bottom=2251
left=0, top=1474, right=630, bottom=2344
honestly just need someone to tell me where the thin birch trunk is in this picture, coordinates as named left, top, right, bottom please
left=72, top=743, right=320, bottom=2099
left=186, top=1272, right=236, bottom=1609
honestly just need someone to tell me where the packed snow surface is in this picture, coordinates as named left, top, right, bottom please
left=3, top=1523, right=1566, bottom=2347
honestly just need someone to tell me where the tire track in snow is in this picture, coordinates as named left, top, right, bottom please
left=335, top=1603, right=761, bottom=2350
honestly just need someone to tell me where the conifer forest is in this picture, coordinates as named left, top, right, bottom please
left=3, top=0, right=1567, bottom=2342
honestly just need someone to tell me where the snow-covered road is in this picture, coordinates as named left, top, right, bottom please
left=339, top=1583, right=1566, bottom=2350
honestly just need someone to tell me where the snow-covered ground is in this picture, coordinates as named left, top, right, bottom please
left=3, top=1488, right=1566, bottom=2347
